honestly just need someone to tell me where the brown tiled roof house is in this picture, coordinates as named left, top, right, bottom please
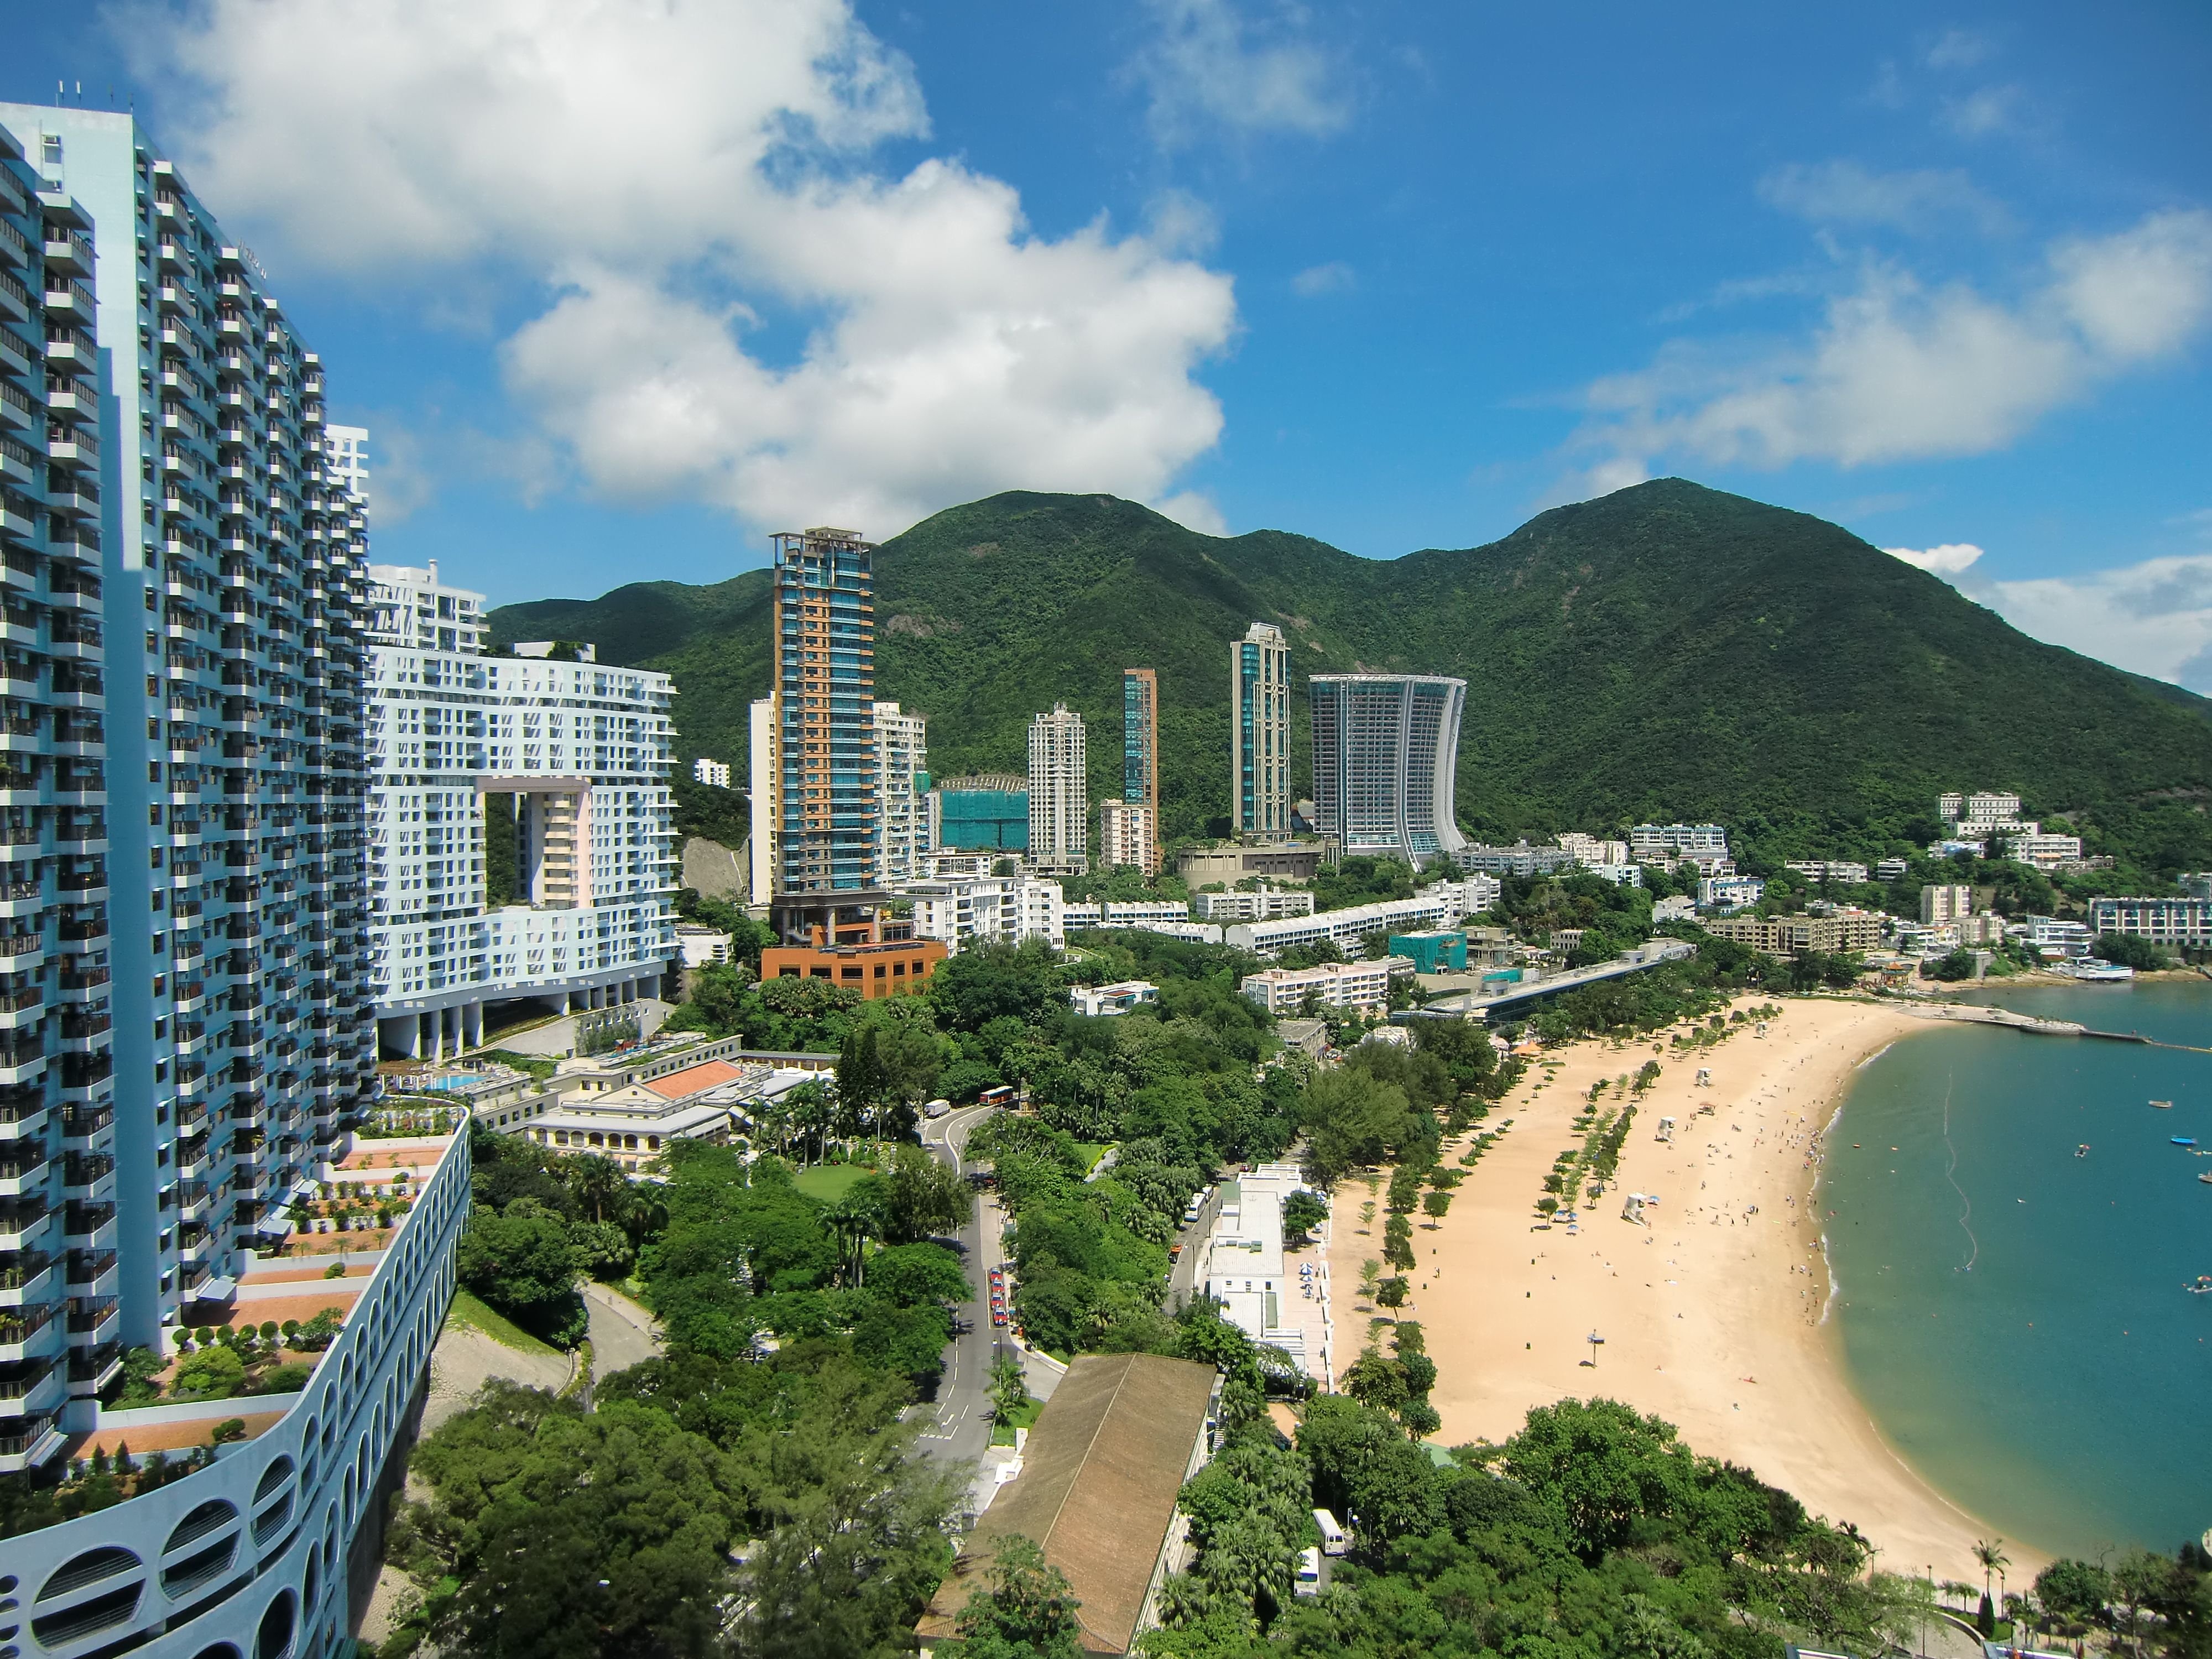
left=917, top=1352, right=1218, bottom=1656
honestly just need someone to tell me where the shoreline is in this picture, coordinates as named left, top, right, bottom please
left=1326, top=995, right=2045, bottom=1583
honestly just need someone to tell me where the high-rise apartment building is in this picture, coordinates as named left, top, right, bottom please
left=0, top=123, right=116, bottom=1477
left=364, top=561, right=676, bottom=1060
left=771, top=528, right=877, bottom=899
left=0, top=102, right=380, bottom=1381
left=1308, top=674, right=1468, bottom=868
left=1027, top=702, right=1087, bottom=872
left=1098, top=798, right=1157, bottom=872
left=1121, top=667, right=1160, bottom=874
left=0, top=112, right=474, bottom=1659
left=874, top=700, right=928, bottom=885
left=1233, top=623, right=1291, bottom=840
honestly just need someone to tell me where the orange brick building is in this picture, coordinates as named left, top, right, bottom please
left=760, top=915, right=947, bottom=999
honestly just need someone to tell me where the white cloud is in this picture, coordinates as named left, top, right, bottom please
left=1572, top=208, right=2212, bottom=479
left=1154, top=490, right=1230, bottom=535
left=134, top=0, right=1238, bottom=538
left=1757, top=160, right=2007, bottom=235
left=1884, top=542, right=1985, bottom=575
left=1132, top=0, right=1350, bottom=147
left=1942, top=84, right=2026, bottom=139
left=1974, top=556, right=2212, bottom=692
left=1291, top=260, right=1355, bottom=297
left=1924, top=28, right=1995, bottom=70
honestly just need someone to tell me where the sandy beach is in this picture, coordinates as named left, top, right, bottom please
left=1326, top=995, right=2041, bottom=1584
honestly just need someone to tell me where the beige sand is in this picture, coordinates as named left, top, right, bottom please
left=1326, top=995, right=2042, bottom=1584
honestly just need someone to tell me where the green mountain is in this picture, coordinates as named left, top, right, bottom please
left=487, top=480, right=2212, bottom=873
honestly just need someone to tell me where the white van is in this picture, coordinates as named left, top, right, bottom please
left=1293, top=1546, right=1322, bottom=1598
left=924, top=1098, right=952, bottom=1119
left=1312, top=1507, right=1348, bottom=1556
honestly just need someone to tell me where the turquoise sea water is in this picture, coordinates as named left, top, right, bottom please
left=1824, top=980, right=2212, bottom=1561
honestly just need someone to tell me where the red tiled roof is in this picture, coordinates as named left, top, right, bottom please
left=644, top=1060, right=747, bottom=1100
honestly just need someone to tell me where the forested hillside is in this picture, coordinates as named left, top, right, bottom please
left=488, top=481, right=2212, bottom=874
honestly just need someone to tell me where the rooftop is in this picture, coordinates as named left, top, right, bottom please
left=917, top=1353, right=1215, bottom=1655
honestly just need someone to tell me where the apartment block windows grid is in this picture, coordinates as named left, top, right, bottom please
left=1028, top=702, right=1087, bottom=867
left=773, top=528, right=877, bottom=894
left=1233, top=623, right=1291, bottom=840
left=0, top=100, right=381, bottom=1432
left=1309, top=673, right=1469, bottom=869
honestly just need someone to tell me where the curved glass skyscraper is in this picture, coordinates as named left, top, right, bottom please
left=1308, top=674, right=1468, bottom=869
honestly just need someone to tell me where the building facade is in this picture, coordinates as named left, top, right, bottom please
left=1239, top=958, right=1400, bottom=1014
left=908, top=873, right=1066, bottom=952
left=1121, top=667, right=1160, bottom=874
left=1098, top=796, right=1156, bottom=872
left=0, top=104, right=382, bottom=1400
left=1190, top=886, right=1316, bottom=922
left=1223, top=891, right=1470, bottom=958
left=771, top=528, right=877, bottom=895
left=1308, top=673, right=1468, bottom=868
left=1232, top=622, right=1291, bottom=840
left=363, top=561, right=677, bottom=1060
left=1919, top=883, right=1973, bottom=924
left=1027, top=702, right=1086, bottom=872
left=930, top=773, right=1027, bottom=854
left=690, top=756, right=731, bottom=789
left=2085, top=895, right=2212, bottom=951
left=1629, top=823, right=1729, bottom=861
left=873, top=700, right=927, bottom=885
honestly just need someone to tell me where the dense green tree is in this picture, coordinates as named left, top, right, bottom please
left=1299, top=1069, right=1417, bottom=1185
left=956, top=1534, right=1085, bottom=1659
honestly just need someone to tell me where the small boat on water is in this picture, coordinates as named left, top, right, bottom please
left=2077, top=1144, right=2091, bottom=1157
left=2151, top=1099, right=2174, bottom=1109
left=2176, top=1137, right=2200, bottom=1147
left=2190, top=1276, right=2212, bottom=1294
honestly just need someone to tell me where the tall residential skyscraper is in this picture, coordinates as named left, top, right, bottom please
left=1308, top=674, right=1469, bottom=868
left=324, top=422, right=369, bottom=503
left=0, top=123, right=115, bottom=1477
left=0, top=114, right=473, bottom=1659
left=874, top=700, right=928, bottom=885
left=771, top=528, right=877, bottom=896
left=0, top=102, right=379, bottom=1376
left=1232, top=623, right=1291, bottom=841
left=1120, top=667, right=1160, bottom=875
left=1027, top=702, right=1087, bottom=871
left=364, top=561, right=676, bottom=1060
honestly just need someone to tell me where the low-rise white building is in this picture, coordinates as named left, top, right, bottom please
left=2005, top=832, right=2084, bottom=867
left=1786, top=860, right=1869, bottom=884
left=1697, top=874, right=1766, bottom=910
left=1239, top=957, right=1406, bottom=1014
left=691, top=757, right=733, bottom=788
left=1583, top=862, right=1644, bottom=888
left=1558, top=833, right=1630, bottom=865
left=1063, top=898, right=1192, bottom=928
left=1070, top=980, right=1160, bottom=1017
left=2020, top=915, right=2094, bottom=959
left=677, top=924, right=733, bottom=968
left=909, top=874, right=1066, bottom=952
left=1191, top=886, right=1317, bottom=922
left=1224, top=892, right=1473, bottom=958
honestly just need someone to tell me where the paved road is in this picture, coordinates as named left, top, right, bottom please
left=582, top=1281, right=661, bottom=1383
left=1166, top=1180, right=1230, bottom=1308
left=913, top=1104, right=1007, bottom=1468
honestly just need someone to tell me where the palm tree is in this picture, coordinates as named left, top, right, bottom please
left=1974, top=1538, right=2008, bottom=1630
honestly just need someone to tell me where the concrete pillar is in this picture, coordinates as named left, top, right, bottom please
left=414, top=1013, right=430, bottom=1060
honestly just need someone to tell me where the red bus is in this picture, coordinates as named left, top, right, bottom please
left=977, top=1085, right=1017, bottom=1108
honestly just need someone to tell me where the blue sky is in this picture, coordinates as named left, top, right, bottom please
left=9, top=2, right=2211, bottom=681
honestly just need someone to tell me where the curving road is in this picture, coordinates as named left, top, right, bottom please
left=912, top=1103, right=1006, bottom=1468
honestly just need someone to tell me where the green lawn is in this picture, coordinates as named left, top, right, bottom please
left=445, top=1288, right=560, bottom=1357
left=1072, top=1142, right=1112, bottom=1173
left=792, top=1164, right=878, bottom=1203
left=989, top=1394, right=1044, bottom=1447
